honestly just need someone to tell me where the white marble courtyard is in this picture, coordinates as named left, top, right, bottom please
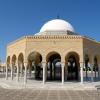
left=0, top=73, right=100, bottom=100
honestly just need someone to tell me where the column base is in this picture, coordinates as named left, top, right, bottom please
left=11, top=77, right=13, bottom=80
left=16, top=77, right=19, bottom=82
left=5, top=77, right=8, bottom=80
left=24, top=79, right=27, bottom=85
left=80, top=81, right=83, bottom=84
left=62, top=82, right=64, bottom=85
left=43, top=82, right=45, bottom=85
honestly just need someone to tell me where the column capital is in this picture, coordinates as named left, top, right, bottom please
left=42, top=62, right=46, bottom=67
left=80, top=62, right=84, bottom=68
left=24, top=61, right=28, bottom=63
left=42, top=62, right=46, bottom=64
left=79, top=62, right=84, bottom=64
left=61, top=62, right=65, bottom=67
left=24, top=62, right=28, bottom=67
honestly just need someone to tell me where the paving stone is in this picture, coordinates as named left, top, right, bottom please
left=0, top=87, right=100, bottom=100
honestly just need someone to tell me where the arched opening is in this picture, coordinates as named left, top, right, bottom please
left=84, top=54, right=90, bottom=81
left=18, top=53, right=24, bottom=77
left=7, top=56, right=10, bottom=75
left=65, top=52, right=79, bottom=81
left=46, top=51, right=61, bottom=81
left=12, top=55, right=17, bottom=73
left=6, top=56, right=11, bottom=75
left=28, top=51, right=42, bottom=80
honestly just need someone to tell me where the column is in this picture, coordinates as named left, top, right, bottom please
left=90, top=56, right=94, bottom=82
left=98, top=64, right=100, bottom=80
left=32, top=62, right=35, bottom=78
left=62, top=62, right=65, bottom=84
left=91, top=64, right=94, bottom=82
left=16, top=63, right=19, bottom=82
left=45, top=63, right=47, bottom=80
left=2, top=66, right=3, bottom=73
left=24, top=62, right=27, bottom=84
left=64, top=64, right=67, bottom=81
left=20, top=63, right=23, bottom=77
left=5, top=63, right=8, bottom=80
left=29, top=65, right=31, bottom=78
left=11, top=64, right=13, bottom=80
left=42, top=62, right=46, bottom=85
left=80, top=62, right=83, bottom=84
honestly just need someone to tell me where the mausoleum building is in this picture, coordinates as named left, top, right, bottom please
left=6, top=19, right=100, bottom=84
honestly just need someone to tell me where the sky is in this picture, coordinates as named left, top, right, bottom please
left=0, top=0, right=100, bottom=62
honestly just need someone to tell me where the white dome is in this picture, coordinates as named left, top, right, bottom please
left=40, top=19, right=75, bottom=33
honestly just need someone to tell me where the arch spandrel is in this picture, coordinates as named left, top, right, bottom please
left=7, top=51, right=25, bottom=63
left=84, top=48, right=94, bottom=61
left=46, top=51, right=61, bottom=62
left=84, top=53, right=100, bottom=66
left=24, top=52, right=44, bottom=64
left=93, top=54, right=100, bottom=64
left=64, top=51, right=80, bottom=80
left=6, top=56, right=10, bottom=66
left=12, top=54, right=17, bottom=64
left=65, top=51, right=80, bottom=65
left=27, top=51, right=42, bottom=66
left=45, top=48, right=62, bottom=54
left=26, top=50, right=43, bottom=59
left=88, top=54, right=94, bottom=64
left=18, top=53, right=24, bottom=64
left=63, top=51, right=81, bottom=62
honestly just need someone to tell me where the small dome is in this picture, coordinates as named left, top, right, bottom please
left=40, top=19, right=75, bottom=33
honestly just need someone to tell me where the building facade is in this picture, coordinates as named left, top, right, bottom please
left=6, top=19, right=100, bottom=84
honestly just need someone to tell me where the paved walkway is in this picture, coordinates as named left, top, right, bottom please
left=0, top=87, right=100, bottom=100
left=0, top=75, right=100, bottom=100
left=0, top=77, right=100, bottom=90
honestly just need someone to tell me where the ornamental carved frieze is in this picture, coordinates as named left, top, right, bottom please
left=26, top=35, right=82, bottom=40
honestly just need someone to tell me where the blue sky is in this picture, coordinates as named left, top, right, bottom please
left=0, top=0, right=100, bottom=62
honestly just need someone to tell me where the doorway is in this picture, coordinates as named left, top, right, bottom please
left=46, top=52, right=61, bottom=81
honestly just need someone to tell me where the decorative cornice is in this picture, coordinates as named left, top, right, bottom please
left=7, top=35, right=100, bottom=46
left=7, top=35, right=83, bottom=46
left=25, top=35, right=82, bottom=39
